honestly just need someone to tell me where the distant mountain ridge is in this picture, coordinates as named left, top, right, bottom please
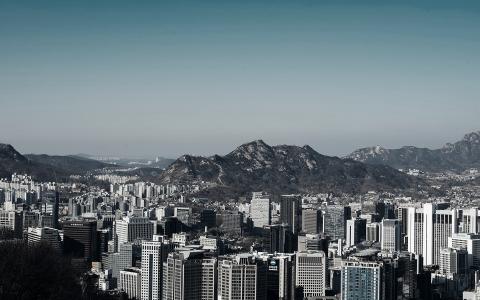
left=0, top=143, right=112, bottom=180
left=346, top=131, right=480, bottom=172
left=159, top=140, right=420, bottom=194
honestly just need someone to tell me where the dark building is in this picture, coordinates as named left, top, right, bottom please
left=43, top=190, right=59, bottom=229
left=280, top=195, right=302, bottom=234
left=63, top=220, right=99, bottom=266
left=267, top=224, right=295, bottom=253
left=160, top=217, right=183, bottom=238
left=375, top=201, right=395, bottom=220
left=200, top=209, right=216, bottom=229
left=218, top=211, right=243, bottom=234
left=254, top=254, right=295, bottom=300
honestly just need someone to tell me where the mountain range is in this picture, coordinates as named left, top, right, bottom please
left=2, top=131, right=480, bottom=194
left=346, top=131, right=480, bottom=172
left=0, top=144, right=112, bottom=181
left=158, top=140, right=420, bottom=194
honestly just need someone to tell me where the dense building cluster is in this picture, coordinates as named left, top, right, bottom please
left=3, top=174, right=480, bottom=299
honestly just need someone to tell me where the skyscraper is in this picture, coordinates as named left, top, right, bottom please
left=295, top=251, right=327, bottom=298
left=322, top=205, right=351, bottom=241
left=141, top=236, right=174, bottom=300
left=63, top=220, right=98, bottom=262
left=162, top=250, right=216, bottom=300
left=346, top=218, right=366, bottom=247
left=366, top=222, right=380, bottom=243
left=120, top=267, right=142, bottom=300
left=341, top=261, right=383, bottom=300
left=280, top=195, right=301, bottom=233
left=449, top=233, right=480, bottom=268
left=42, top=190, right=59, bottom=229
left=267, top=224, right=295, bottom=253
left=407, top=203, right=458, bottom=265
left=115, top=216, right=154, bottom=251
left=381, top=219, right=402, bottom=252
left=218, top=254, right=258, bottom=300
left=250, top=192, right=271, bottom=228
left=301, top=208, right=321, bottom=234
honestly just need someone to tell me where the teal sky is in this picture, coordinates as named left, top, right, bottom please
left=1, top=0, right=479, bottom=158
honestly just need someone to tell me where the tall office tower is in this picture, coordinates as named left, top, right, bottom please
left=104, top=242, right=134, bottom=287
left=27, top=226, right=61, bottom=251
left=63, top=220, right=98, bottom=270
left=218, top=254, right=258, bottom=300
left=407, top=203, right=458, bottom=265
left=381, top=219, right=402, bottom=252
left=219, top=212, right=243, bottom=234
left=381, top=252, right=418, bottom=300
left=302, top=208, right=321, bottom=234
left=42, top=190, right=59, bottom=229
left=162, top=250, right=217, bottom=300
left=396, top=206, right=409, bottom=237
left=295, top=251, right=327, bottom=298
left=280, top=195, right=302, bottom=233
left=375, top=201, right=395, bottom=220
left=120, top=267, right=142, bottom=300
left=250, top=192, right=271, bottom=228
left=253, top=253, right=296, bottom=300
left=345, top=218, right=366, bottom=247
left=458, top=208, right=479, bottom=234
left=200, top=209, right=216, bottom=229
left=267, top=224, right=295, bottom=253
left=141, top=237, right=174, bottom=300
left=366, top=222, right=380, bottom=243
left=0, top=209, right=23, bottom=238
left=439, top=248, right=469, bottom=275
left=341, top=261, right=383, bottom=300
left=322, top=205, right=351, bottom=240
left=115, top=216, right=154, bottom=250
left=449, top=233, right=480, bottom=268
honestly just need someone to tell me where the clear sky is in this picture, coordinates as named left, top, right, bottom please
left=1, top=0, right=479, bottom=158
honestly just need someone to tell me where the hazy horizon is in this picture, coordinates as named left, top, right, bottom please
left=2, top=0, right=479, bottom=158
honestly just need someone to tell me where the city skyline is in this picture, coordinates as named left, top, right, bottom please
left=1, top=0, right=480, bottom=157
